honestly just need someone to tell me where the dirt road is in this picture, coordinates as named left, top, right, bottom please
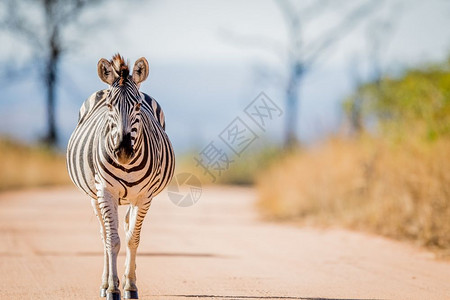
left=0, top=187, right=449, bottom=300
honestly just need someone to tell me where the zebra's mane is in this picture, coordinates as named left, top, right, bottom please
left=111, top=53, right=129, bottom=86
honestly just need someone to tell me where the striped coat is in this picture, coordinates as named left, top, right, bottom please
left=67, top=89, right=174, bottom=203
left=66, top=54, right=174, bottom=300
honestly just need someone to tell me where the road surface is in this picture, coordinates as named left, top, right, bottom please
left=0, top=187, right=449, bottom=300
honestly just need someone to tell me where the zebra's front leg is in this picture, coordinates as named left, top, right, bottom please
left=97, top=189, right=121, bottom=300
left=123, top=199, right=152, bottom=299
left=91, top=199, right=109, bottom=297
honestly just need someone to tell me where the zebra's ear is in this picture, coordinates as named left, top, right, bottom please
left=97, top=58, right=117, bottom=85
left=132, top=57, right=149, bottom=85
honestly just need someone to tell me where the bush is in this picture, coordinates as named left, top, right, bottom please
left=257, top=137, right=450, bottom=252
left=344, top=59, right=450, bottom=141
left=0, top=138, right=71, bottom=191
left=258, top=57, right=450, bottom=254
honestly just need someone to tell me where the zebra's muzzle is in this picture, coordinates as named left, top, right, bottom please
left=114, top=133, right=134, bottom=164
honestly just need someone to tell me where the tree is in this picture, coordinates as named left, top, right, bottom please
left=345, top=0, right=412, bottom=135
left=224, top=0, right=381, bottom=148
left=0, top=0, right=107, bottom=147
left=349, top=58, right=450, bottom=141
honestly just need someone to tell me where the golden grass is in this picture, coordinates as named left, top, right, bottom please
left=257, top=137, right=450, bottom=253
left=0, top=138, right=71, bottom=191
left=175, top=147, right=283, bottom=186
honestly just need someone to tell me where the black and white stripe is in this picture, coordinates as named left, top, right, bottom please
left=66, top=54, right=174, bottom=300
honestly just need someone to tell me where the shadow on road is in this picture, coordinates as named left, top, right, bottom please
left=0, top=251, right=229, bottom=258
left=158, top=295, right=383, bottom=300
left=28, top=251, right=230, bottom=258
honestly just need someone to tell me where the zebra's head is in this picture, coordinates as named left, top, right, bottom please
left=97, top=54, right=149, bottom=164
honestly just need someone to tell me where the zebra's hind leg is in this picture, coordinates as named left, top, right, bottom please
left=97, top=189, right=121, bottom=300
left=91, top=198, right=109, bottom=297
left=123, top=198, right=152, bottom=299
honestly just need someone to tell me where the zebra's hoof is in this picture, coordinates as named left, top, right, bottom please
left=124, top=290, right=138, bottom=299
left=100, top=288, right=107, bottom=297
left=106, top=291, right=121, bottom=300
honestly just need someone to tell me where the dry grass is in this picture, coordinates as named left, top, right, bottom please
left=175, top=146, right=283, bottom=186
left=0, top=138, right=71, bottom=191
left=257, top=137, right=450, bottom=254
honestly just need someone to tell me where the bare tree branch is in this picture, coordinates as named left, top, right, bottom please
left=298, top=0, right=334, bottom=24
left=0, top=0, right=44, bottom=50
left=277, top=0, right=300, bottom=28
left=57, top=0, right=105, bottom=26
left=224, top=0, right=383, bottom=147
left=366, top=0, right=407, bottom=80
left=0, top=0, right=115, bottom=146
left=252, top=63, right=286, bottom=87
left=219, top=28, right=286, bottom=63
left=276, top=0, right=301, bottom=56
left=303, top=0, right=383, bottom=69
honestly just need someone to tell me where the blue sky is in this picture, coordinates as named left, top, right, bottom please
left=1, top=0, right=450, bottom=152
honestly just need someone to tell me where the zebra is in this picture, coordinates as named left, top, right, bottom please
left=66, top=54, right=175, bottom=300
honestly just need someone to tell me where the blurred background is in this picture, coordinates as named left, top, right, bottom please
left=1, top=0, right=450, bottom=253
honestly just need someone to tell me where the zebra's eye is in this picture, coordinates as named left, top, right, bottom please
left=135, top=103, right=141, bottom=112
left=107, top=103, right=113, bottom=111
